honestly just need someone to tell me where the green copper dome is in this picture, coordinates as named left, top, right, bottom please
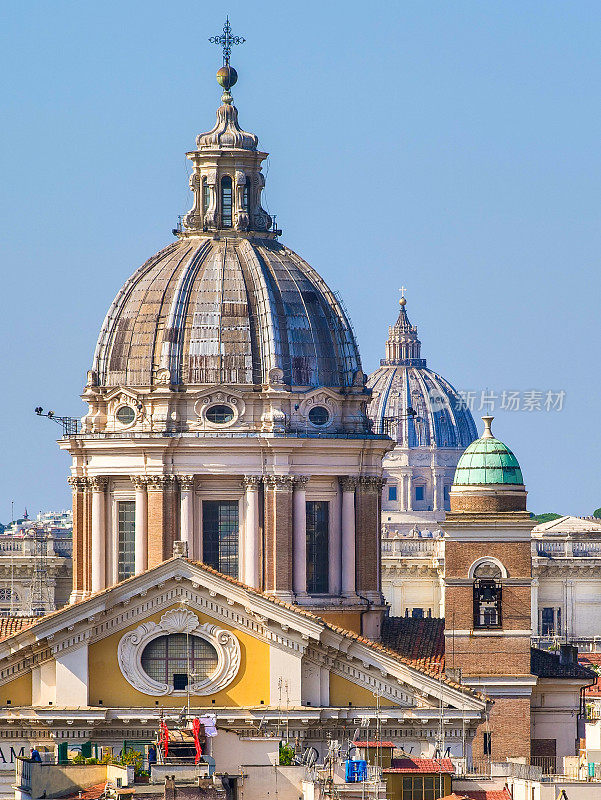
left=453, top=416, right=524, bottom=486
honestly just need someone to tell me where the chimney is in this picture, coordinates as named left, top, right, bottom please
left=559, top=644, right=578, bottom=666
left=173, top=540, right=188, bottom=558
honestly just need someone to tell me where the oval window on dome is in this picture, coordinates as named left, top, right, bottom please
left=116, top=405, right=135, bottom=425
left=308, top=406, right=329, bottom=426
left=206, top=404, right=234, bottom=424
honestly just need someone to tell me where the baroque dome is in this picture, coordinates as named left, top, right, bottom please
left=90, top=90, right=362, bottom=392
left=367, top=299, right=476, bottom=448
left=92, top=237, right=362, bottom=389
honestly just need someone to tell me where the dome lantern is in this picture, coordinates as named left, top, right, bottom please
left=181, top=20, right=272, bottom=235
left=382, top=295, right=426, bottom=367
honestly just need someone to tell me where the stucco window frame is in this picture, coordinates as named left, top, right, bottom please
left=117, top=608, right=241, bottom=697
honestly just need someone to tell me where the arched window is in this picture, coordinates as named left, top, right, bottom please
left=473, top=562, right=502, bottom=629
left=141, top=633, right=218, bottom=690
left=243, top=178, right=250, bottom=213
left=202, top=178, right=210, bottom=216
left=220, top=175, right=232, bottom=228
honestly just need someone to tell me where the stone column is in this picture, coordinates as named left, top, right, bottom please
left=264, top=476, right=294, bottom=598
left=292, top=477, right=309, bottom=597
left=328, top=482, right=342, bottom=596
left=243, top=476, right=261, bottom=589
left=178, top=475, right=195, bottom=557
left=131, top=476, right=148, bottom=575
left=433, top=470, right=442, bottom=511
left=67, top=477, right=87, bottom=603
left=146, top=476, right=177, bottom=569
left=90, top=476, right=108, bottom=593
left=340, top=477, right=358, bottom=596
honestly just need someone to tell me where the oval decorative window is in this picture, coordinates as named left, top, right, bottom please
left=118, top=609, right=241, bottom=696
left=116, top=405, right=135, bottom=425
left=308, top=406, right=329, bottom=426
left=141, top=633, right=219, bottom=690
left=206, top=404, right=234, bottom=424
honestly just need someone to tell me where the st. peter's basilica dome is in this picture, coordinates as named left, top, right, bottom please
left=367, top=298, right=476, bottom=448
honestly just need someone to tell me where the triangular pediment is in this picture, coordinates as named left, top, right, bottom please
left=0, top=559, right=485, bottom=715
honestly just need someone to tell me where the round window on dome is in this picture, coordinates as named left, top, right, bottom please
left=308, top=406, right=329, bottom=426
left=206, top=404, right=234, bottom=424
left=116, top=405, right=135, bottom=426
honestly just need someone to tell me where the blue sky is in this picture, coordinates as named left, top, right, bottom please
left=1, top=1, right=599, bottom=519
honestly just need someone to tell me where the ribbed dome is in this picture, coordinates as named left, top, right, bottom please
left=92, top=236, right=362, bottom=389
left=453, top=417, right=524, bottom=486
left=367, top=300, right=477, bottom=448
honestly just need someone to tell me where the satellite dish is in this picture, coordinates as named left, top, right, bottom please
left=303, top=747, right=318, bottom=768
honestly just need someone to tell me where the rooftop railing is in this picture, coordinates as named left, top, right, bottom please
left=533, top=539, right=601, bottom=558
left=381, top=539, right=440, bottom=557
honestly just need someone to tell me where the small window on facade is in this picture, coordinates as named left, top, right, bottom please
left=415, top=485, right=425, bottom=502
left=243, top=179, right=249, bottom=212
left=118, top=501, right=135, bottom=581
left=541, top=607, right=561, bottom=636
left=220, top=175, right=233, bottom=228
left=443, top=485, right=450, bottom=501
left=308, top=406, right=329, bottom=426
left=388, top=485, right=397, bottom=502
left=483, top=731, right=492, bottom=756
left=116, top=405, right=135, bottom=426
left=202, top=178, right=210, bottom=215
left=412, top=608, right=424, bottom=619
left=206, top=404, right=234, bottom=424
left=306, top=501, right=329, bottom=593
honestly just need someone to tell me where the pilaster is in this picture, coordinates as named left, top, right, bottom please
left=90, top=476, right=109, bottom=594
left=242, top=476, right=261, bottom=589
left=264, top=475, right=294, bottom=598
left=131, top=476, right=149, bottom=575
left=292, top=476, right=309, bottom=598
left=67, top=477, right=87, bottom=603
left=355, top=476, right=386, bottom=595
left=146, top=476, right=177, bottom=569
left=340, top=476, right=358, bottom=596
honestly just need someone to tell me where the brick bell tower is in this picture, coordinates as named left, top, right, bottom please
left=444, top=416, right=535, bottom=762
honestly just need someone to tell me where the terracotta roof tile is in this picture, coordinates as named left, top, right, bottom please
left=380, top=617, right=445, bottom=674
left=384, top=757, right=454, bottom=774
left=0, top=617, right=36, bottom=641
left=354, top=741, right=395, bottom=748
left=59, top=781, right=107, bottom=800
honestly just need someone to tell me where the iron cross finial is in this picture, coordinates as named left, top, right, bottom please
left=209, top=17, right=246, bottom=66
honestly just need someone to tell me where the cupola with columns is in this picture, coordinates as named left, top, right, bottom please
left=62, top=25, right=392, bottom=638
left=182, top=55, right=272, bottom=235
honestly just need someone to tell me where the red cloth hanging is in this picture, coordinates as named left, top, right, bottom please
left=159, top=721, right=169, bottom=757
left=192, top=718, right=203, bottom=764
